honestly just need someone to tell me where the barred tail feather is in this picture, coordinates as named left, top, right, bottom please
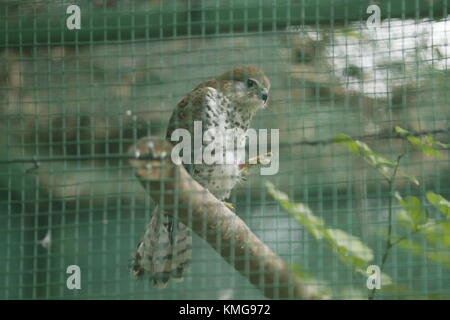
left=131, top=206, right=192, bottom=288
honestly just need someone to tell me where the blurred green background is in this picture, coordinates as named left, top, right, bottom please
left=0, top=0, right=449, bottom=299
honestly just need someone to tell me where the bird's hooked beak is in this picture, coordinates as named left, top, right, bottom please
left=261, top=89, right=269, bottom=107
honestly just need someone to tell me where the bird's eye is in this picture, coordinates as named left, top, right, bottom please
left=247, top=79, right=256, bottom=88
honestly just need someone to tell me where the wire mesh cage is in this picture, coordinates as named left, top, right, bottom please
left=0, top=0, right=449, bottom=300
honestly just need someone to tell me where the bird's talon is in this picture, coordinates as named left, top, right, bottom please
left=240, top=152, right=273, bottom=174
left=224, top=202, right=235, bottom=211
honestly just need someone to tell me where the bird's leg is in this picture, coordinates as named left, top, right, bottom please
left=239, top=152, right=273, bottom=177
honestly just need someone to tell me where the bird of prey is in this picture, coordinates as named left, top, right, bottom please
left=132, top=66, right=271, bottom=287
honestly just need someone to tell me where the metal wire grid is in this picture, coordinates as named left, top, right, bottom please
left=0, top=0, right=449, bottom=300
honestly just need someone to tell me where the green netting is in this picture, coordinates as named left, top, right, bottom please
left=0, top=0, right=449, bottom=300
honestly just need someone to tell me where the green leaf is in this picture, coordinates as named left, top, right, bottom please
left=426, top=250, right=450, bottom=268
left=441, top=222, right=450, bottom=246
left=397, top=238, right=423, bottom=255
left=407, top=136, right=443, bottom=158
left=265, top=181, right=289, bottom=201
left=420, top=220, right=450, bottom=247
left=396, top=194, right=428, bottom=229
left=267, top=182, right=374, bottom=270
left=434, top=141, right=450, bottom=149
left=394, top=126, right=410, bottom=136
left=426, top=192, right=450, bottom=218
left=333, top=134, right=358, bottom=152
left=381, top=272, right=393, bottom=287
left=324, top=229, right=374, bottom=268
left=400, top=172, right=420, bottom=186
left=282, top=201, right=326, bottom=239
left=398, top=236, right=450, bottom=269
left=334, top=133, right=419, bottom=185
left=395, top=126, right=445, bottom=158
left=266, top=181, right=325, bottom=239
left=333, top=134, right=396, bottom=178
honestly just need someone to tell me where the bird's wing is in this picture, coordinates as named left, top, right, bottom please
left=165, top=85, right=219, bottom=141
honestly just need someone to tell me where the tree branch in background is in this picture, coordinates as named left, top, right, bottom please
left=128, top=137, right=321, bottom=300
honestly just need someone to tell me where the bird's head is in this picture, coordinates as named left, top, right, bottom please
left=216, top=66, right=271, bottom=111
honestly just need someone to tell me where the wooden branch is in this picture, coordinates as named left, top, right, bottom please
left=128, top=137, right=321, bottom=300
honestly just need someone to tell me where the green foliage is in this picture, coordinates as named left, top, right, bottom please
left=397, top=238, right=450, bottom=268
left=334, top=130, right=449, bottom=298
left=270, top=130, right=448, bottom=298
left=333, top=134, right=419, bottom=185
left=266, top=181, right=373, bottom=270
left=420, top=220, right=450, bottom=247
left=395, top=193, right=428, bottom=230
left=395, top=126, right=449, bottom=158
left=333, top=134, right=395, bottom=178
left=426, top=192, right=450, bottom=218
left=393, top=190, right=450, bottom=268
left=324, top=229, right=374, bottom=269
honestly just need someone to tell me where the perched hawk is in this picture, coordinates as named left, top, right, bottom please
left=132, top=66, right=271, bottom=287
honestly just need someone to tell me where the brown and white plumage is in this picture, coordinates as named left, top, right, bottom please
left=132, top=207, right=192, bottom=287
left=132, top=66, right=270, bottom=287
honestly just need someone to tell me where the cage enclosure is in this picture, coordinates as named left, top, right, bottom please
left=0, top=0, right=449, bottom=300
